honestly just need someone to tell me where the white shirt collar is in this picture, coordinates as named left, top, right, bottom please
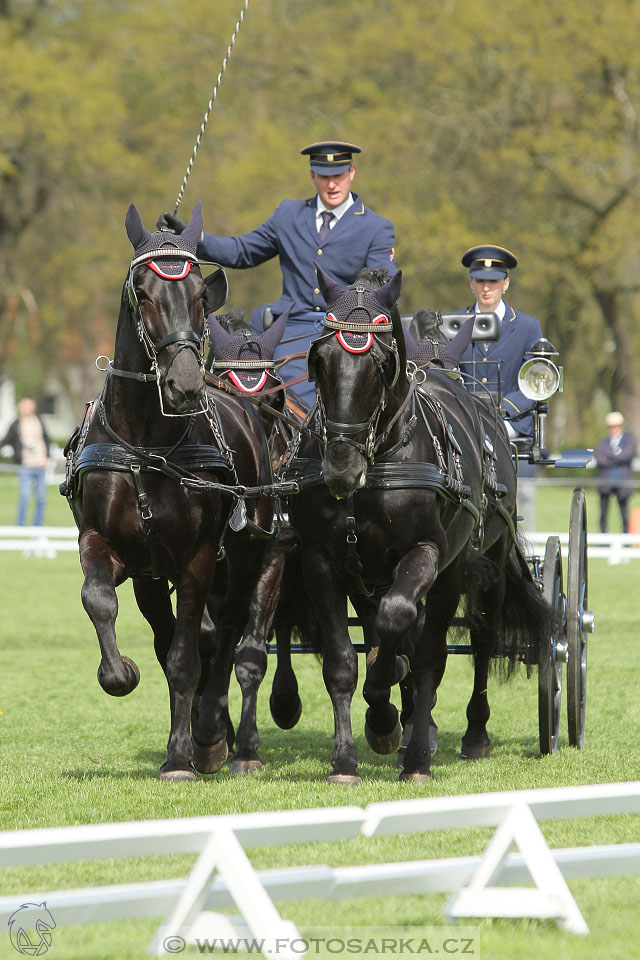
left=316, top=192, right=354, bottom=225
left=475, top=299, right=506, bottom=320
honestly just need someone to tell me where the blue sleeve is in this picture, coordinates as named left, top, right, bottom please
left=365, top=216, right=398, bottom=276
left=197, top=208, right=281, bottom=268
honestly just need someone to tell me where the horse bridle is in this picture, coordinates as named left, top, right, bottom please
left=308, top=287, right=402, bottom=462
left=117, top=248, right=210, bottom=416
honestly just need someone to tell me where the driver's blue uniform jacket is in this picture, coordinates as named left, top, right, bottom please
left=197, top=193, right=396, bottom=405
left=454, top=302, right=543, bottom=439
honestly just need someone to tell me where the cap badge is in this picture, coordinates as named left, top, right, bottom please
left=327, top=154, right=334, bottom=161
left=484, top=259, right=492, bottom=268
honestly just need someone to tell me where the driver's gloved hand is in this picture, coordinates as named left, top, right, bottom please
left=156, top=211, right=186, bottom=234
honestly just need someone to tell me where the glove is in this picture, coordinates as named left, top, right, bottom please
left=156, top=210, right=186, bottom=234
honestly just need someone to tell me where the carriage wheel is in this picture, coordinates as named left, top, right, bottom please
left=538, top=535, right=564, bottom=755
left=567, top=487, right=591, bottom=748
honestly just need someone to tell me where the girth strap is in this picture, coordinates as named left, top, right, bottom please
left=74, top=442, right=232, bottom=479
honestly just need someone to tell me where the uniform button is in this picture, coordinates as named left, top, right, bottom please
left=482, top=357, right=488, bottom=362
left=482, top=377, right=488, bottom=383
left=317, top=249, right=323, bottom=255
left=314, top=288, right=320, bottom=294
left=315, top=306, right=321, bottom=311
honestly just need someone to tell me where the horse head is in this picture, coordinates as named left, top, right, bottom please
left=207, top=310, right=289, bottom=408
left=310, top=264, right=403, bottom=499
left=404, top=315, right=475, bottom=370
left=122, top=202, right=228, bottom=415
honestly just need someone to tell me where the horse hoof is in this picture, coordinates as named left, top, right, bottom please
left=231, top=758, right=263, bottom=775
left=192, top=737, right=228, bottom=774
left=399, top=771, right=432, bottom=783
left=327, top=772, right=362, bottom=786
left=269, top=693, right=302, bottom=730
left=365, top=718, right=402, bottom=755
left=160, top=767, right=196, bottom=782
left=97, top=655, right=140, bottom=697
left=459, top=743, right=491, bottom=761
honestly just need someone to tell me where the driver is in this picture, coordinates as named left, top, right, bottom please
left=455, top=244, right=544, bottom=442
left=157, top=141, right=397, bottom=406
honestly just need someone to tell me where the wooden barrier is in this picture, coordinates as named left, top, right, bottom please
left=1, top=783, right=639, bottom=955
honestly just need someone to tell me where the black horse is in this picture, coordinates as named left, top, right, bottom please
left=201, top=276, right=453, bottom=775
left=62, top=203, right=273, bottom=780
left=288, top=265, right=552, bottom=783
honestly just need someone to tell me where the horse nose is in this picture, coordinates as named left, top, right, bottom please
left=322, top=449, right=367, bottom=499
left=168, top=377, right=205, bottom=412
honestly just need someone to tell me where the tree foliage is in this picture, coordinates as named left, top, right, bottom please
left=1, top=0, right=639, bottom=445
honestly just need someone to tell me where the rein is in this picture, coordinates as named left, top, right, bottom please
left=205, top=370, right=322, bottom=442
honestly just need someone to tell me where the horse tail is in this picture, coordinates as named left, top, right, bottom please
left=462, top=537, right=557, bottom=679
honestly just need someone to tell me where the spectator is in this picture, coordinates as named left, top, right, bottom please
left=0, top=397, right=50, bottom=526
left=595, top=411, right=636, bottom=533
left=157, top=141, right=397, bottom=405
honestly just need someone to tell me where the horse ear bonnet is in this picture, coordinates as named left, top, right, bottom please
left=404, top=315, right=475, bottom=370
left=207, top=310, right=290, bottom=365
left=126, top=201, right=203, bottom=260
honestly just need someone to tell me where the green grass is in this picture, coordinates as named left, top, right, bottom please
left=0, top=481, right=639, bottom=958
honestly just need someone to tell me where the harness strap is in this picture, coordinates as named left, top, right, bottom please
left=107, top=362, right=156, bottom=383
left=154, top=329, right=201, bottom=352
left=344, top=497, right=375, bottom=597
left=206, top=371, right=322, bottom=442
left=130, top=465, right=162, bottom=579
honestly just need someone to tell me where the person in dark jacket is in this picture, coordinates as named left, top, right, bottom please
left=157, top=141, right=397, bottom=404
left=0, top=397, right=50, bottom=526
left=455, top=244, right=544, bottom=441
left=453, top=244, right=545, bottom=529
left=595, top=411, right=636, bottom=533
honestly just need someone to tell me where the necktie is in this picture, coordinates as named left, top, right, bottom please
left=318, top=210, right=334, bottom=244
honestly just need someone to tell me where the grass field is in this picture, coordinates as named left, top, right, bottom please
left=0, top=478, right=639, bottom=959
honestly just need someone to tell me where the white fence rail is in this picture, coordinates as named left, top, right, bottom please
left=0, top=526, right=78, bottom=556
left=1, top=526, right=639, bottom=564
left=1, top=783, right=639, bottom=956
left=528, top=532, right=640, bottom=564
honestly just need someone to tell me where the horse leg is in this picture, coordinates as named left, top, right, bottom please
left=270, top=553, right=304, bottom=730
left=460, top=548, right=507, bottom=761
left=303, top=550, right=359, bottom=784
left=192, top=540, right=268, bottom=776
left=400, top=558, right=465, bottom=780
left=132, top=577, right=175, bottom=673
left=362, top=542, right=440, bottom=755
left=80, top=532, right=139, bottom=697
left=232, top=548, right=286, bottom=773
left=161, top=554, right=217, bottom=780
left=353, top=591, right=436, bottom=765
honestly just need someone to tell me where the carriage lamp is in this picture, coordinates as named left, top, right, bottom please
left=517, top=340, right=563, bottom=462
left=517, top=340, right=563, bottom=401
